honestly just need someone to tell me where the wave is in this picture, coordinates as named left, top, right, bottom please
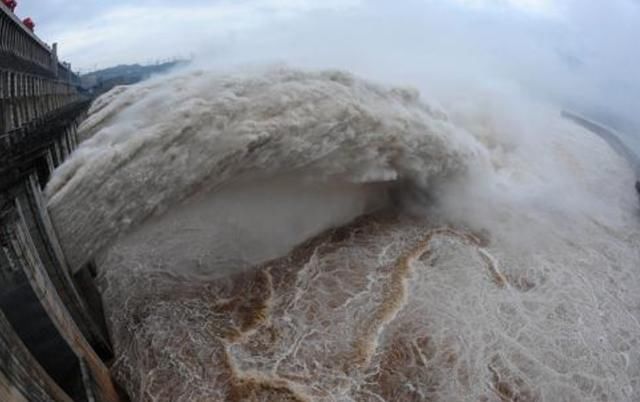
left=46, top=68, right=484, bottom=273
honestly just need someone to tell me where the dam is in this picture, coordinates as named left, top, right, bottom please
left=0, top=3, right=121, bottom=401
left=2, top=2, right=640, bottom=401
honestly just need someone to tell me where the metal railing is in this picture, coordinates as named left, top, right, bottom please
left=0, top=3, right=53, bottom=74
left=0, top=4, right=86, bottom=146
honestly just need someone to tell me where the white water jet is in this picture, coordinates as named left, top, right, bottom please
left=46, top=67, right=640, bottom=402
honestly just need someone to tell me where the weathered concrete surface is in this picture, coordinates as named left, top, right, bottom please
left=19, top=174, right=113, bottom=356
left=3, top=203, right=120, bottom=401
left=1, top=3, right=123, bottom=401
left=0, top=370, right=29, bottom=402
left=0, top=307, right=73, bottom=402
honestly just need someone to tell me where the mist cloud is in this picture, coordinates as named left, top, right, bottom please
left=17, top=0, right=640, bottom=142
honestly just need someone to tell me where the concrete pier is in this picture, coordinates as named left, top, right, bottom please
left=0, top=3, right=122, bottom=401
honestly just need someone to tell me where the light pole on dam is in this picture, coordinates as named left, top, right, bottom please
left=0, top=3, right=124, bottom=401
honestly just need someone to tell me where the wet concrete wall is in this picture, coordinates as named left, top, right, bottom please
left=0, top=3, right=123, bottom=401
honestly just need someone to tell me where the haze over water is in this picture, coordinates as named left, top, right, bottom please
left=40, top=0, right=640, bottom=400
left=44, top=67, right=640, bottom=401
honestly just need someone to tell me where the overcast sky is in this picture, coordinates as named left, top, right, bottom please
left=13, top=0, right=640, bottom=138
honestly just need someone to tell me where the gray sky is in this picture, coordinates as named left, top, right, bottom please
left=14, top=0, right=640, bottom=138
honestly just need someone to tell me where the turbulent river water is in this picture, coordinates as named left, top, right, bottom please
left=46, top=68, right=640, bottom=401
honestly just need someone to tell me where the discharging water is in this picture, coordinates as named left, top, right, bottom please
left=47, top=68, right=640, bottom=401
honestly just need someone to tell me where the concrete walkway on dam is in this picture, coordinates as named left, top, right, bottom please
left=562, top=110, right=640, bottom=197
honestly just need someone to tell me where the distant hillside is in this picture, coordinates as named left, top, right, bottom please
left=81, top=60, right=188, bottom=96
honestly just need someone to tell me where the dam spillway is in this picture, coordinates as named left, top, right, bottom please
left=1, top=3, right=640, bottom=400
